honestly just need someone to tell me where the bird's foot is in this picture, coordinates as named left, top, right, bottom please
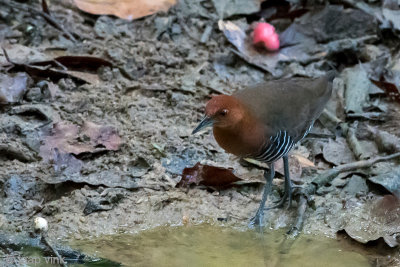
left=266, top=192, right=291, bottom=211
left=267, top=183, right=302, bottom=210
left=248, top=208, right=264, bottom=229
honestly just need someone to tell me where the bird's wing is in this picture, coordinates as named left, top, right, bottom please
left=234, top=75, right=333, bottom=141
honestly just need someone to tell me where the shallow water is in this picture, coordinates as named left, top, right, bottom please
left=69, top=224, right=371, bottom=267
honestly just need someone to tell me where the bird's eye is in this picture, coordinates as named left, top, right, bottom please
left=219, top=109, right=228, bottom=116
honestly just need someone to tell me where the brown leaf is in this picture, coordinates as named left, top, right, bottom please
left=29, top=55, right=113, bottom=84
left=39, top=121, right=122, bottom=162
left=73, top=0, right=177, bottom=20
left=32, top=56, right=113, bottom=72
left=341, top=195, right=400, bottom=247
left=219, top=5, right=377, bottom=77
left=81, top=121, right=122, bottom=151
left=369, top=166, right=400, bottom=199
left=274, top=155, right=303, bottom=182
left=4, top=49, right=112, bottom=84
left=372, top=195, right=400, bottom=220
left=178, top=163, right=242, bottom=189
left=369, top=52, right=400, bottom=103
left=293, top=154, right=315, bottom=168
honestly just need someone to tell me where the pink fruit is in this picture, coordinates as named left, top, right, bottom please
left=253, top=22, right=280, bottom=51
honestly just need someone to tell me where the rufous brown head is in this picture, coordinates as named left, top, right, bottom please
left=192, top=95, right=246, bottom=134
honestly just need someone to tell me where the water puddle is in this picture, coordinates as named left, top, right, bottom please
left=69, top=224, right=371, bottom=267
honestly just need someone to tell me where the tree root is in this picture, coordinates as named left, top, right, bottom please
left=289, top=151, right=400, bottom=239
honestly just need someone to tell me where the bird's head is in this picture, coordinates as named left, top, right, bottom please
left=192, top=95, right=245, bottom=134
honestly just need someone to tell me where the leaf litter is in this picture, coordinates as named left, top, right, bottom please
left=1, top=0, right=400, bottom=263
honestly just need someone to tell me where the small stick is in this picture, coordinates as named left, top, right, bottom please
left=41, top=236, right=67, bottom=267
left=37, top=9, right=77, bottom=42
left=200, top=24, right=213, bottom=43
left=4, top=0, right=76, bottom=42
left=346, top=112, right=385, bottom=121
left=347, top=121, right=369, bottom=160
left=287, top=195, right=307, bottom=238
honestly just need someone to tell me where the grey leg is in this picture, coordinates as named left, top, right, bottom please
left=249, top=164, right=275, bottom=228
left=265, top=155, right=295, bottom=210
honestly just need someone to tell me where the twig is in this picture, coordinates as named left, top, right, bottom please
left=305, top=132, right=336, bottom=139
left=289, top=151, right=400, bottom=238
left=200, top=24, right=213, bottom=43
left=287, top=195, right=307, bottom=238
left=347, top=121, right=369, bottom=160
left=346, top=112, right=385, bottom=121
left=41, top=235, right=67, bottom=267
left=37, top=8, right=77, bottom=42
left=41, top=0, right=50, bottom=15
left=3, top=0, right=76, bottom=42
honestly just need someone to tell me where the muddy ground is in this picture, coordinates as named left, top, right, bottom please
left=1, top=0, right=400, bottom=266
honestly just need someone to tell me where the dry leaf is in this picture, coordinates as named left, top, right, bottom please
left=178, top=163, right=241, bottom=189
left=0, top=72, right=31, bottom=104
left=322, top=138, right=355, bottom=166
left=74, top=0, right=177, bottom=20
left=40, top=121, right=122, bottom=162
left=274, top=155, right=302, bottom=182
left=341, top=195, right=400, bottom=247
left=293, top=154, right=315, bottom=168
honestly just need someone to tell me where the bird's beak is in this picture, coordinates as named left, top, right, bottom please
left=192, top=116, right=214, bottom=134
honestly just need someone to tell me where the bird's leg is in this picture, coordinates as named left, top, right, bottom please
left=282, top=155, right=293, bottom=209
left=249, top=164, right=275, bottom=228
left=265, top=155, right=297, bottom=210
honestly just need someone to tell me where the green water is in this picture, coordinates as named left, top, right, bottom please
left=70, top=225, right=371, bottom=267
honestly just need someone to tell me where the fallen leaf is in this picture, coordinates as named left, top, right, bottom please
left=52, top=147, right=83, bottom=176
left=178, top=163, right=241, bottom=189
left=218, top=19, right=315, bottom=77
left=243, top=152, right=313, bottom=182
left=4, top=49, right=112, bottom=84
left=0, top=72, right=31, bottom=104
left=39, top=121, right=122, bottom=162
left=369, top=166, right=400, bottom=199
left=32, top=56, right=113, bottom=72
left=343, top=64, right=377, bottom=114
left=219, top=5, right=377, bottom=77
left=74, top=0, right=177, bottom=20
left=28, top=55, right=112, bottom=84
left=273, top=155, right=303, bottom=182
left=293, top=154, right=315, bottom=168
left=341, top=195, right=400, bottom=247
left=64, top=70, right=101, bottom=85
left=322, top=138, right=355, bottom=166
left=0, top=44, right=50, bottom=66
left=370, top=53, right=400, bottom=103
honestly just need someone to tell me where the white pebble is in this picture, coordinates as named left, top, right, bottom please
left=34, top=217, right=48, bottom=232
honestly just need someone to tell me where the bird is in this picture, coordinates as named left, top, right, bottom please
left=192, top=71, right=335, bottom=227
